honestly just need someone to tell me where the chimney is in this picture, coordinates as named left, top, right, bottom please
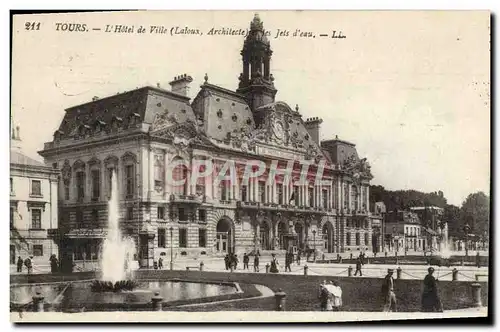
left=304, top=117, right=323, bottom=145
left=11, top=124, right=22, bottom=151
left=169, top=74, right=193, bottom=97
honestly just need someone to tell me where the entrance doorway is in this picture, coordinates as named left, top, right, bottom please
left=322, top=223, right=333, bottom=253
left=10, top=245, right=15, bottom=264
left=295, top=223, right=304, bottom=249
left=260, top=221, right=271, bottom=250
left=277, top=221, right=287, bottom=250
left=216, top=218, right=233, bottom=254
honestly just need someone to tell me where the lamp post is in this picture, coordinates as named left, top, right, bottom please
left=463, top=223, right=470, bottom=259
left=312, top=230, right=316, bottom=262
left=169, top=226, right=174, bottom=270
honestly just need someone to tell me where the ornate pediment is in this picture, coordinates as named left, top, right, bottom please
left=342, top=156, right=373, bottom=181
left=304, top=143, right=322, bottom=162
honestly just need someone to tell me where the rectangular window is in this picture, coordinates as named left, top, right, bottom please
left=64, top=186, right=70, bottom=200
left=259, top=182, right=266, bottom=203
left=158, top=228, right=166, bottom=248
left=125, top=165, right=134, bottom=198
left=364, top=233, right=369, bottom=245
left=178, top=208, right=187, bottom=221
left=198, top=229, right=207, bottom=247
left=198, top=209, right=206, bottom=222
left=106, top=168, right=114, bottom=197
left=322, top=189, right=328, bottom=208
left=308, top=187, right=314, bottom=206
left=76, top=172, right=85, bottom=201
left=76, top=209, right=84, bottom=226
left=154, top=160, right=164, bottom=188
left=10, top=177, right=13, bottom=194
left=91, top=209, right=99, bottom=222
left=294, top=186, right=299, bottom=206
left=33, top=245, right=43, bottom=257
left=31, top=209, right=42, bottom=229
left=179, top=228, right=187, bottom=248
left=277, top=183, right=284, bottom=205
left=127, top=207, right=134, bottom=220
left=157, top=206, right=165, bottom=219
left=31, top=180, right=42, bottom=196
left=10, top=207, right=14, bottom=228
left=219, top=181, right=228, bottom=201
left=91, top=169, right=100, bottom=200
left=240, top=185, right=248, bottom=202
left=195, top=184, right=205, bottom=197
left=346, top=232, right=351, bottom=246
left=355, top=233, right=360, bottom=246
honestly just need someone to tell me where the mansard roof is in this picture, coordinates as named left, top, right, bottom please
left=56, top=86, right=195, bottom=140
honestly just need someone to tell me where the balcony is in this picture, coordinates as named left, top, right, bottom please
left=236, top=201, right=327, bottom=215
left=169, top=193, right=203, bottom=204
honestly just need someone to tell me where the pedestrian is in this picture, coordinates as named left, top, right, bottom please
left=285, top=252, right=292, bottom=272
left=329, top=281, right=343, bottom=311
left=269, top=253, right=279, bottom=273
left=17, top=256, right=23, bottom=273
left=318, top=280, right=333, bottom=311
left=158, top=257, right=163, bottom=269
left=421, top=267, right=443, bottom=312
left=24, top=256, right=33, bottom=274
left=243, top=253, right=249, bottom=270
left=224, top=254, right=229, bottom=270
left=254, top=254, right=260, bottom=272
left=296, top=250, right=301, bottom=266
left=232, top=254, right=239, bottom=270
left=354, top=257, right=363, bottom=276
left=382, top=268, right=397, bottom=312
left=49, top=254, right=59, bottom=273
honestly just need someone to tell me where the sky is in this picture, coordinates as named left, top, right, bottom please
left=10, top=10, right=490, bottom=206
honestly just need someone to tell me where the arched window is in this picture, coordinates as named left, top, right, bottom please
left=172, top=157, right=188, bottom=195
left=351, top=185, right=358, bottom=211
left=154, top=156, right=164, bottom=191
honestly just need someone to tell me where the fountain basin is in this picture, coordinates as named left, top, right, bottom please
left=11, top=279, right=241, bottom=312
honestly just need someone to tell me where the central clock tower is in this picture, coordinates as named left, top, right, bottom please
left=236, top=14, right=278, bottom=120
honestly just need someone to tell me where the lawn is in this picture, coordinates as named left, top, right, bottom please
left=11, top=270, right=488, bottom=312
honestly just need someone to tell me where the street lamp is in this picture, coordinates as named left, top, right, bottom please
left=169, top=226, right=174, bottom=270
left=312, top=230, right=316, bottom=262
left=463, top=223, right=470, bottom=258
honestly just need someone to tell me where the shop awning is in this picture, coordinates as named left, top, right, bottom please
left=67, top=228, right=108, bottom=239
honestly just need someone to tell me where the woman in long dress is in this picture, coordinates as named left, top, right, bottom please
left=270, top=254, right=279, bottom=273
left=421, top=267, right=443, bottom=312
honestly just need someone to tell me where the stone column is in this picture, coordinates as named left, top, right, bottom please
left=337, top=179, right=342, bottom=210
left=366, top=185, right=370, bottom=211
left=163, top=151, right=169, bottom=199
left=149, top=149, right=155, bottom=200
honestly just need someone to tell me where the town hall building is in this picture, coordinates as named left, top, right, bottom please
left=39, top=14, right=379, bottom=269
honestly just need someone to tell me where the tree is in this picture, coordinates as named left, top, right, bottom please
left=460, top=192, right=490, bottom=236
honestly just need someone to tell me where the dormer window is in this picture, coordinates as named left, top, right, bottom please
left=217, top=109, right=223, bottom=118
left=111, top=116, right=123, bottom=130
left=94, top=120, right=106, bottom=133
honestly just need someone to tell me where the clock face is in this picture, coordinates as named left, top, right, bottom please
left=273, top=122, right=284, bottom=140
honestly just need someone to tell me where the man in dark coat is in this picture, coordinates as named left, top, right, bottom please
left=354, top=258, right=363, bottom=276
left=285, top=252, right=292, bottom=272
left=382, top=269, right=397, bottom=312
left=296, top=250, right=301, bottom=265
left=421, top=267, right=443, bottom=312
left=243, top=253, right=249, bottom=270
left=224, top=254, right=230, bottom=270
left=158, top=257, right=163, bottom=269
left=17, top=256, right=23, bottom=273
left=254, top=254, right=260, bottom=272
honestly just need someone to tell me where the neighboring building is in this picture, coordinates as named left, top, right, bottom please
left=39, top=14, right=379, bottom=269
left=384, top=210, right=426, bottom=253
left=10, top=123, right=59, bottom=269
left=410, top=206, right=447, bottom=253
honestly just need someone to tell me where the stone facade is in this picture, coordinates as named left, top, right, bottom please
left=10, top=125, right=59, bottom=269
left=39, top=14, right=381, bottom=268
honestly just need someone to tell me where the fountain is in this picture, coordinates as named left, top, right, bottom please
left=91, top=170, right=138, bottom=292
